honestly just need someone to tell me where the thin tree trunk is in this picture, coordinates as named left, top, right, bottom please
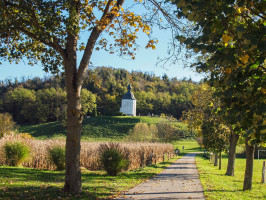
left=262, top=161, right=265, bottom=184
left=243, top=137, right=255, bottom=190
left=226, top=133, right=239, bottom=176
left=219, top=152, right=222, bottom=170
left=214, top=153, right=218, bottom=166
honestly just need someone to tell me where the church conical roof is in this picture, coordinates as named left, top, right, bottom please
left=122, top=84, right=136, bottom=100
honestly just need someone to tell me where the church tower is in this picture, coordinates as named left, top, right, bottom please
left=120, top=84, right=136, bottom=116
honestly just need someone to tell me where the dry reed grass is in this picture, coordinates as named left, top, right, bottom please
left=0, top=133, right=174, bottom=171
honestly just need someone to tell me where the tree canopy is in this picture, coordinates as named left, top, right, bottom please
left=0, top=0, right=189, bottom=193
left=173, top=0, right=265, bottom=190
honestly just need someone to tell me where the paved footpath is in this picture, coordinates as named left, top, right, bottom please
left=116, top=153, right=205, bottom=200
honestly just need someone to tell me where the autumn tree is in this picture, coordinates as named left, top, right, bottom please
left=0, top=113, right=16, bottom=137
left=183, top=84, right=230, bottom=168
left=0, top=0, right=185, bottom=193
left=174, top=0, right=265, bottom=190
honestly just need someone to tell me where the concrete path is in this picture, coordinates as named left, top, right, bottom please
left=116, top=153, right=205, bottom=200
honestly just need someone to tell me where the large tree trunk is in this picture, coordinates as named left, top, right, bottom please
left=63, top=45, right=83, bottom=193
left=243, top=137, right=255, bottom=190
left=226, top=133, right=239, bottom=176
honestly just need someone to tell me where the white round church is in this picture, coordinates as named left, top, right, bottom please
left=120, top=84, right=136, bottom=116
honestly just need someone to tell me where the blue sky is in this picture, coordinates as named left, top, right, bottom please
left=0, top=30, right=204, bottom=82
left=0, top=3, right=205, bottom=82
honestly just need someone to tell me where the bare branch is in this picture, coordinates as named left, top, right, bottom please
left=147, top=0, right=181, bottom=31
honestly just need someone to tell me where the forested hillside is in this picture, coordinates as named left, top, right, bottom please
left=0, top=66, right=199, bottom=124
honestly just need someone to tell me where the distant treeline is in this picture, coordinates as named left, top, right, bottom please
left=0, top=66, right=199, bottom=124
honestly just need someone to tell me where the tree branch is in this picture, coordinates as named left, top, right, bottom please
left=147, top=0, right=181, bottom=31
left=3, top=0, right=66, bottom=59
left=77, top=0, right=125, bottom=86
left=17, top=27, right=65, bottom=59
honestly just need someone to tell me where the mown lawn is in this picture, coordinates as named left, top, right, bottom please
left=0, top=157, right=179, bottom=200
left=196, top=154, right=266, bottom=200
left=172, top=139, right=203, bottom=155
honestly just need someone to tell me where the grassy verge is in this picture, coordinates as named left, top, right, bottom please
left=0, top=156, right=179, bottom=200
left=196, top=154, right=266, bottom=200
left=171, top=139, right=203, bottom=155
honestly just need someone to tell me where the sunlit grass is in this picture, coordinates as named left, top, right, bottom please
left=196, top=154, right=266, bottom=200
left=0, top=156, right=179, bottom=200
left=18, top=116, right=166, bottom=141
left=171, top=138, right=203, bottom=155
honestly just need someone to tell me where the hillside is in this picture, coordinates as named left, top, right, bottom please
left=0, top=66, right=198, bottom=125
left=19, top=116, right=180, bottom=141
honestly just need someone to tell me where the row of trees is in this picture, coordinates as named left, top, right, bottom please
left=0, top=87, right=96, bottom=124
left=1, top=0, right=264, bottom=194
left=0, top=67, right=197, bottom=124
left=176, top=0, right=265, bottom=191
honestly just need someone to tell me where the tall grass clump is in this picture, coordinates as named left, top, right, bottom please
left=4, top=141, right=30, bottom=166
left=99, top=143, right=129, bottom=176
left=48, top=145, right=65, bottom=170
left=0, top=133, right=174, bottom=170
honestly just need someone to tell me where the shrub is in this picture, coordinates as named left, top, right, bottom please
left=156, top=122, right=178, bottom=142
left=4, top=142, right=30, bottom=166
left=126, top=122, right=158, bottom=142
left=0, top=113, right=16, bottom=138
left=99, top=143, right=129, bottom=176
left=48, top=145, right=65, bottom=170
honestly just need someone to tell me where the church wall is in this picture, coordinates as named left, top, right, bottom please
left=120, top=99, right=136, bottom=116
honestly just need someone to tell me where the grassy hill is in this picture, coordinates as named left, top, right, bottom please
left=19, top=116, right=170, bottom=141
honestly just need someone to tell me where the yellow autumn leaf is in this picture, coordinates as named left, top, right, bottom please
left=225, top=68, right=232, bottom=74
left=239, top=54, right=249, bottom=64
left=79, top=46, right=85, bottom=50
left=261, top=88, right=266, bottom=94
left=222, top=34, right=231, bottom=46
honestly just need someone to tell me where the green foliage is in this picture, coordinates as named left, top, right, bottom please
left=156, top=119, right=192, bottom=142
left=0, top=85, right=98, bottom=124
left=1, top=88, right=36, bottom=123
left=81, top=89, right=97, bottom=117
left=201, top=119, right=230, bottom=153
left=0, top=113, right=16, bottom=138
left=126, top=122, right=158, bottom=142
left=174, top=0, right=265, bottom=145
left=0, top=67, right=198, bottom=124
left=4, top=142, right=30, bottom=166
left=48, top=145, right=65, bottom=171
left=99, top=143, right=129, bottom=176
left=182, top=84, right=230, bottom=153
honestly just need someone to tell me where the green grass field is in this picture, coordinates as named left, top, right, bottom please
left=196, top=154, right=266, bottom=200
left=18, top=116, right=184, bottom=141
left=0, top=156, right=179, bottom=200
left=171, top=139, right=203, bottom=155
